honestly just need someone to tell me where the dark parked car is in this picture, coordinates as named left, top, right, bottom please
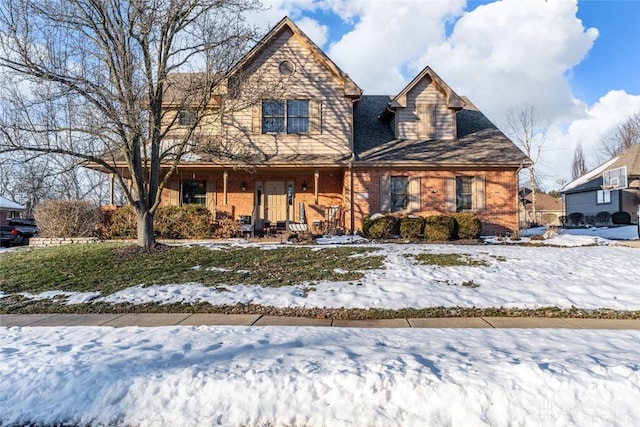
left=7, top=218, right=38, bottom=237
left=0, top=225, right=24, bottom=246
left=0, top=218, right=37, bottom=246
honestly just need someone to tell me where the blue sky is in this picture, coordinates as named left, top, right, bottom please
left=572, top=0, right=640, bottom=105
left=255, top=0, right=640, bottom=189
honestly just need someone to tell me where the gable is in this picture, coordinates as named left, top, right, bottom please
left=227, top=17, right=361, bottom=99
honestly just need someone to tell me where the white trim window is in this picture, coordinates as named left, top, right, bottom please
left=596, top=189, right=611, bottom=205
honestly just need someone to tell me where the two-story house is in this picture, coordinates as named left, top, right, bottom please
left=157, top=17, right=530, bottom=235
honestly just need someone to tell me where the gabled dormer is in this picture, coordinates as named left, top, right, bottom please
left=381, top=66, right=465, bottom=141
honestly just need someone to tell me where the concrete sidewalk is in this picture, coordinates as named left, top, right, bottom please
left=1, top=313, right=639, bottom=329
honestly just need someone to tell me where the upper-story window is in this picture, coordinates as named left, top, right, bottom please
left=262, top=100, right=309, bottom=134
left=178, top=110, right=195, bottom=126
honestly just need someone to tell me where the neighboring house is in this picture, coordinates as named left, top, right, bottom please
left=119, top=17, right=531, bottom=235
left=0, top=196, right=26, bottom=225
left=518, top=191, right=564, bottom=227
left=561, top=143, right=640, bottom=225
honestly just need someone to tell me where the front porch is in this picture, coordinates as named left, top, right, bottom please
left=161, top=167, right=349, bottom=236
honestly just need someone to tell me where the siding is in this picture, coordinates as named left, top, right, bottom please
left=219, top=28, right=353, bottom=158
left=396, top=76, right=455, bottom=140
left=565, top=190, right=620, bottom=218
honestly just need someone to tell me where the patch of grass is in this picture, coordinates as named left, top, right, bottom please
left=0, top=244, right=384, bottom=295
left=2, top=298, right=640, bottom=320
left=434, top=279, right=480, bottom=288
left=411, top=253, right=489, bottom=267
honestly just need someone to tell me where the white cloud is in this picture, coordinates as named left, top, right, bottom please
left=325, top=0, right=466, bottom=94
left=418, top=0, right=598, bottom=124
left=295, top=17, right=329, bottom=48
left=543, top=90, right=640, bottom=188
left=245, top=0, right=638, bottom=191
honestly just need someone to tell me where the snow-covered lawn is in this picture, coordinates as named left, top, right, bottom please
left=5, top=225, right=639, bottom=312
left=2, top=326, right=640, bottom=426
left=1, top=226, right=640, bottom=426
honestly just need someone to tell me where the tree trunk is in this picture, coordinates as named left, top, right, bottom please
left=136, top=209, right=156, bottom=248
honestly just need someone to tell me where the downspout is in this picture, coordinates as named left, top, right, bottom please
left=349, top=94, right=362, bottom=234
left=515, top=161, right=524, bottom=238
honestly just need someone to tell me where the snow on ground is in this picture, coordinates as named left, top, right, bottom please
left=6, top=225, right=638, bottom=311
left=2, top=227, right=640, bottom=426
left=1, top=326, right=639, bottom=427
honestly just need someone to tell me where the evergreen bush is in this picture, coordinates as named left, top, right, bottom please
left=399, top=216, right=425, bottom=239
left=424, top=215, right=454, bottom=241
left=595, top=211, right=611, bottom=226
left=567, top=212, right=584, bottom=226
left=367, top=215, right=397, bottom=239
left=452, top=213, right=482, bottom=239
left=612, top=211, right=631, bottom=225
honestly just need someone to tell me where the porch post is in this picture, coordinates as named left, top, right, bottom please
left=223, top=170, right=228, bottom=205
left=109, top=173, right=115, bottom=205
left=314, top=169, right=319, bottom=204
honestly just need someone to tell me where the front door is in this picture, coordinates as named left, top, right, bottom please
left=264, top=181, right=287, bottom=223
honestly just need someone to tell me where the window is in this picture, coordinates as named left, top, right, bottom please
left=178, top=110, right=195, bottom=126
left=286, top=100, right=309, bottom=133
left=262, top=100, right=309, bottom=134
left=182, top=180, right=206, bottom=206
left=390, top=176, right=409, bottom=212
left=456, top=177, right=473, bottom=212
left=596, top=189, right=611, bottom=205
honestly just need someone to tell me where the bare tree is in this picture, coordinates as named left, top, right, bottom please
left=599, top=111, right=640, bottom=159
left=505, top=105, right=547, bottom=226
left=572, top=142, right=586, bottom=180
left=0, top=0, right=261, bottom=247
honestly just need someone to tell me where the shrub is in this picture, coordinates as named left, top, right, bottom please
left=212, top=218, right=240, bottom=238
left=540, top=213, right=559, bottom=226
left=530, top=234, right=545, bottom=241
left=399, top=216, right=425, bottom=239
left=109, top=205, right=212, bottom=240
left=584, top=215, right=596, bottom=226
left=568, top=212, right=584, bottom=226
left=109, top=206, right=137, bottom=238
left=452, top=213, right=482, bottom=240
left=154, top=205, right=182, bottom=239
left=34, top=200, right=99, bottom=238
left=367, top=215, right=397, bottom=239
left=176, top=205, right=212, bottom=239
left=612, top=211, right=631, bottom=225
left=559, top=215, right=568, bottom=227
left=423, top=215, right=454, bottom=241
left=361, top=215, right=373, bottom=238
left=595, top=211, right=611, bottom=226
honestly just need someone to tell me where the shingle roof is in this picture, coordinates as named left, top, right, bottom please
left=353, top=95, right=530, bottom=167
